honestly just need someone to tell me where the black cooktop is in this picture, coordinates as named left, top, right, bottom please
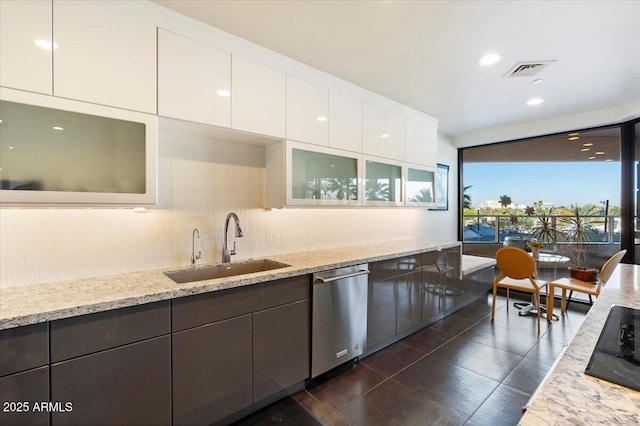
left=585, top=305, right=640, bottom=391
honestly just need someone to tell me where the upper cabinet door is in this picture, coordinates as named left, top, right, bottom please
left=405, top=118, right=422, bottom=163
left=405, top=117, right=438, bottom=167
left=232, top=56, right=285, bottom=138
left=385, top=110, right=405, bottom=161
left=421, top=123, right=438, bottom=168
left=0, top=0, right=52, bottom=95
left=328, top=89, right=361, bottom=153
left=53, top=0, right=157, bottom=114
left=158, top=29, right=231, bottom=127
left=286, top=75, right=328, bottom=146
left=362, top=102, right=386, bottom=158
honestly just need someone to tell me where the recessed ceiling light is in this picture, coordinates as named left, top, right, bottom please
left=532, top=79, right=543, bottom=84
left=526, top=98, right=544, bottom=106
left=581, top=148, right=590, bottom=152
left=569, top=132, right=579, bottom=137
left=478, top=53, right=501, bottom=66
left=9, top=146, right=15, bottom=150
left=605, top=159, right=613, bottom=162
left=52, top=126, right=64, bottom=131
left=380, top=133, right=390, bottom=138
left=316, top=116, right=327, bottom=122
left=595, top=151, right=605, bottom=155
left=588, top=156, right=596, bottom=160
left=216, top=89, right=230, bottom=97
left=568, top=136, right=580, bottom=141
left=582, top=143, right=593, bottom=147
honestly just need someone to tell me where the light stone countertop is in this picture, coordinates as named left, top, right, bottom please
left=0, top=239, right=459, bottom=330
left=519, top=263, right=640, bottom=425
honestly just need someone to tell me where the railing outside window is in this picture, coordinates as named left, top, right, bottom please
left=462, top=214, right=620, bottom=245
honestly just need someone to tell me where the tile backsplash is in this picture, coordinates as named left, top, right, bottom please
left=0, top=127, right=456, bottom=289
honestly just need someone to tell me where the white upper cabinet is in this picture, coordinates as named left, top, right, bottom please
left=405, top=118, right=422, bottom=163
left=53, top=0, right=157, bottom=114
left=421, top=123, right=438, bottom=168
left=286, top=75, right=328, bottom=146
left=158, top=29, right=231, bottom=127
left=232, top=56, right=285, bottom=138
left=362, top=102, right=405, bottom=160
left=385, top=110, right=405, bottom=161
left=328, top=89, right=361, bottom=153
left=0, top=0, right=52, bottom=95
left=362, top=102, right=386, bottom=158
left=405, top=117, right=438, bottom=167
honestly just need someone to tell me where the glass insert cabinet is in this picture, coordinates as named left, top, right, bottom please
left=406, top=166, right=436, bottom=207
left=265, top=140, right=436, bottom=208
left=364, top=157, right=404, bottom=206
left=0, top=88, right=157, bottom=205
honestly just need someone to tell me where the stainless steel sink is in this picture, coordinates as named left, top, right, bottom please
left=164, top=259, right=290, bottom=284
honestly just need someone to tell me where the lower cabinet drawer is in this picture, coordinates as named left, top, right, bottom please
left=51, top=335, right=171, bottom=426
left=0, top=323, right=48, bottom=377
left=0, top=366, right=49, bottom=426
left=50, top=300, right=170, bottom=362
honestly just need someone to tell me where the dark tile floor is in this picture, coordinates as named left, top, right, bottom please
left=294, top=294, right=588, bottom=426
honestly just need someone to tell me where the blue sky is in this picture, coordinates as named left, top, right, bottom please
left=463, top=162, right=621, bottom=208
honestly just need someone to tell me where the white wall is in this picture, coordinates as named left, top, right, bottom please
left=427, top=133, right=458, bottom=241
left=0, top=127, right=459, bottom=289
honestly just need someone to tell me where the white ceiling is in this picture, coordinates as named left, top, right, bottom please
left=153, top=0, right=640, bottom=144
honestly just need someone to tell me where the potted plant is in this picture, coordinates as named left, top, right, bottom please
left=526, top=202, right=565, bottom=252
left=563, top=206, right=598, bottom=282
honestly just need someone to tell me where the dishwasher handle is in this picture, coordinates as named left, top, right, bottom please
left=314, top=269, right=370, bottom=284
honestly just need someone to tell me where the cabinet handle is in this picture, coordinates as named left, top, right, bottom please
left=314, top=269, right=370, bottom=284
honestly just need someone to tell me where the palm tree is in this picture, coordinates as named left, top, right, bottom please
left=499, top=194, right=512, bottom=208
left=365, top=179, right=390, bottom=201
left=411, top=188, right=433, bottom=203
left=463, top=185, right=473, bottom=209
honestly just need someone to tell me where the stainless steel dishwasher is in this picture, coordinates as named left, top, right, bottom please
left=312, top=264, right=369, bottom=378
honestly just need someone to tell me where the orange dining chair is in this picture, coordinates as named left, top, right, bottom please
left=546, top=250, right=626, bottom=321
left=492, top=247, right=548, bottom=331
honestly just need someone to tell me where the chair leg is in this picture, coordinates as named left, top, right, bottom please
left=506, top=288, right=510, bottom=312
left=535, top=291, right=541, bottom=332
left=566, top=290, right=573, bottom=311
left=546, top=286, right=554, bottom=322
left=491, top=285, right=497, bottom=320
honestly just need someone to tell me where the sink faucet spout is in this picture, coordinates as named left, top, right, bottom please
left=222, top=212, right=243, bottom=263
left=191, top=228, right=201, bottom=267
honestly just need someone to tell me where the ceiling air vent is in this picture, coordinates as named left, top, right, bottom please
left=504, top=60, right=556, bottom=78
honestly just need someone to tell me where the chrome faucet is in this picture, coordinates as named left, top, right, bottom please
left=222, top=212, right=243, bottom=263
left=191, top=228, right=201, bottom=267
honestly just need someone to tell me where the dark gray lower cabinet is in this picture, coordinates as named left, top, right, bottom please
left=0, top=322, right=48, bottom=377
left=0, top=323, right=50, bottom=426
left=396, top=270, right=422, bottom=333
left=0, top=366, right=49, bottom=426
left=253, top=300, right=309, bottom=402
left=172, top=315, right=253, bottom=426
left=51, top=335, right=171, bottom=426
